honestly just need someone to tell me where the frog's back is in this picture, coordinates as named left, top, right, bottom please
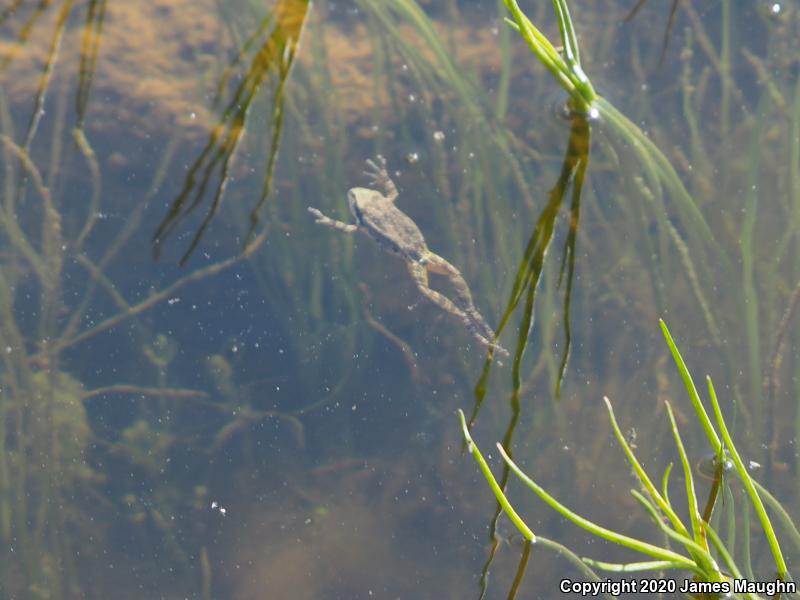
left=353, top=189, right=428, bottom=261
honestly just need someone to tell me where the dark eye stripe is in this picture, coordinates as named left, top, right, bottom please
left=352, top=201, right=364, bottom=225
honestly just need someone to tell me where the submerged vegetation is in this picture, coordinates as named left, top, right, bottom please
left=458, top=0, right=800, bottom=596
left=462, top=321, right=799, bottom=598
left=1, top=0, right=799, bottom=597
left=0, top=1, right=308, bottom=597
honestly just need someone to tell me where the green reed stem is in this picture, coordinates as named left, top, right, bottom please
left=660, top=319, right=721, bottom=452
left=704, top=525, right=761, bottom=600
left=666, top=402, right=705, bottom=551
left=706, top=378, right=788, bottom=579
left=501, top=1, right=730, bottom=359
left=457, top=410, right=535, bottom=542
left=494, top=430, right=697, bottom=571
left=603, top=396, right=687, bottom=537
left=502, top=0, right=596, bottom=112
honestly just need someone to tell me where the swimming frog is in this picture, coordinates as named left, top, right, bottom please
left=308, top=156, right=508, bottom=357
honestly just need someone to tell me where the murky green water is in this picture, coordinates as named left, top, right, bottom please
left=1, top=0, right=799, bottom=598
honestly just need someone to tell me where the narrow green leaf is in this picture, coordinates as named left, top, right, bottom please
left=603, top=397, right=689, bottom=538
left=659, top=320, right=721, bottom=451
left=665, top=401, right=707, bottom=552
left=496, top=441, right=695, bottom=569
left=706, top=378, right=787, bottom=578
left=551, top=0, right=579, bottom=66
left=630, top=489, right=715, bottom=577
left=584, top=559, right=683, bottom=573
left=457, top=410, right=535, bottom=542
left=661, top=462, right=673, bottom=506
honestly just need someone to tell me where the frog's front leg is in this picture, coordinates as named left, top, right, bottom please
left=364, top=156, right=399, bottom=203
left=307, top=207, right=358, bottom=233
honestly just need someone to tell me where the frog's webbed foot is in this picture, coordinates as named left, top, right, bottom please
left=307, top=206, right=358, bottom=233
left=364, top=155, right=399, bottom=203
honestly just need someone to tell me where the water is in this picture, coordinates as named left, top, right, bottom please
left=0, top=0, right=798, bottom=598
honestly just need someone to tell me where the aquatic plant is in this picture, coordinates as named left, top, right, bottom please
left=504, top=0, right=725, bottom=315
left=460, top=320, right=798, bottom=597
left=0, top=2, right=285, bottom=596
left=153, top=0, right=310, bottom=264
left=499, top=0, right=800, bottom=497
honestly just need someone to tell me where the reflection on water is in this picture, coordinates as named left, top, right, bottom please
left=1, top=0, right=799, bottom=597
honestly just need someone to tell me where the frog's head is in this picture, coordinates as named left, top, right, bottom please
left=347, top=187, right=373, bottom=225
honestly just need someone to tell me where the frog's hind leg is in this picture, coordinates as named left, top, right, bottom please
left=364, top=156, right=399, bottom=203
left=408, top=261, right=469, bottom=321
left=410, top=258, right=508, bottom=356
left=425, top=254, right=508, bottom=356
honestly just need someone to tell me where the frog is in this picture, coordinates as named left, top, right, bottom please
left=308, top=156, right=508, bottom=357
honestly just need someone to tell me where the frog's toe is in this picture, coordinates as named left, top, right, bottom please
left=493, top=343, right=510, bottom=357
left=367, top=155, right=386, bottom=168
left=364, top=156, right=389, bottom=178
left=480, top=335, right=508, bottom=357
left=470, top=329, right=509, bottom=357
